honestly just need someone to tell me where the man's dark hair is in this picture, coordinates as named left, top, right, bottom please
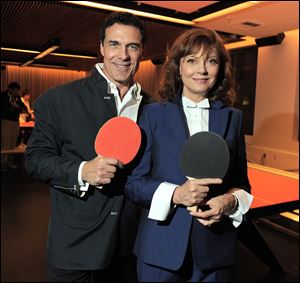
left=100, top=12, right=146, bottom=46
left=7, top=82, right=20, bottom=91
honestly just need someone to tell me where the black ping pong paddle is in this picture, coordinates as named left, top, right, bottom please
left=180, top=131, right=230, bottom=211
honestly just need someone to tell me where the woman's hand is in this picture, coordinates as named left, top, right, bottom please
left=172, top=178, right=222, bottom=207
left=190, top=193, right=237, bottom=227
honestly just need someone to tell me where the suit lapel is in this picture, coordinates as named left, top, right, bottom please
left=172, top=95, right=190, bottom=140
left=101, top=92, right=118, bottom=117
left=88, top=68, right=117, bottom=119
left=209, top=101, right=230, bottom=138
left=137, top=91, right=153, bottom=122
left=172, top=95, right=231, bottom=140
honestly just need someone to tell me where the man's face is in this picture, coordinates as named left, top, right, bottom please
left=100, top=23, right=143, bottom=88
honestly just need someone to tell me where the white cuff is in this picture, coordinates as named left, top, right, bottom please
left=78, top=161, right=89, bottom=192
left=228, top=190, right=254, bottom=227
left=148, top=182, right=178, bottom=221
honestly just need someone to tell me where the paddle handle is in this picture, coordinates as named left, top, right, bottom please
left=185, top=178, right=211, bottom=212
left=187, top=206, right=197, bottom=212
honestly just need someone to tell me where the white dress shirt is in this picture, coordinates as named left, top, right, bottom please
left=77, top=63, right=143, bottom=196
left=148, top=96, right=253, bottom=227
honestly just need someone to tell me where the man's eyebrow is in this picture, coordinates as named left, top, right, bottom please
left=106, top=40, right=141, bottom=47
left=107, top=40, right=119, bottom=44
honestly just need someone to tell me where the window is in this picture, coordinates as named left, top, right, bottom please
left=230, top=46, right=258, bottom=135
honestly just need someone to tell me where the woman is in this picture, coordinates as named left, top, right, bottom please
left=19, top=89, right=34, bottom=123
left=125, top=28, right=253, bottom=282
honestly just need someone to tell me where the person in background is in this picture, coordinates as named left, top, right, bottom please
left=17, top=89, right=35, bottom=148
left=125, top=27, right=254, bottom=282
left=19, top=88, right=35, bottom=123
left=25, top=12, right=152, bottom=282
left=1, top=81, right=27, bottom=170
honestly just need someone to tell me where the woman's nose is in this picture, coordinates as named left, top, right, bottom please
left=196, top=61, right=208, bottom=75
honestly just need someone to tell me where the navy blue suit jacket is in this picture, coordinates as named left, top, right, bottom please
left=125, top=96, right=251, bottom=271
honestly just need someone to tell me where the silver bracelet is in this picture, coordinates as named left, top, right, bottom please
left=224, top=193, right=238, bottom=214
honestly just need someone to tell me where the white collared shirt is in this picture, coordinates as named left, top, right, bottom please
left=182, top=96, right=210, bottom=135
left=77, top=64, right=143, bottom=195
left=95, top=63, right=142, bottom=120
left=148, top=95, right=253, bottom=227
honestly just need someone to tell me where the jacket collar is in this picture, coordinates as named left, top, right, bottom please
left=173, top=91, right=225, bottom=110
left=88, top=67, right=117, bottom=116
left=173, top=91, right=230, bottom=138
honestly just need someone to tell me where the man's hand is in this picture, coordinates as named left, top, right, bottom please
left=82, top=156, right=123, bottom=186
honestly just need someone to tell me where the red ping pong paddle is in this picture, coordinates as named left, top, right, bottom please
left=180, top=131, right=230, bottom=211
left=94, top=116, right=141, bottom=165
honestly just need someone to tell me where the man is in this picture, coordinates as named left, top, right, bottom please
left=1, top=81, right=27, bottom=170
left=25, top=12, right=151, bottom=282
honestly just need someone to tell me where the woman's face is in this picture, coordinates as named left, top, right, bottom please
left=179, top=48, right=219, bottom=102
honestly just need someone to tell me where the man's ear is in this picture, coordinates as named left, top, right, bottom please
left=100, top=43, right=104, bottom=57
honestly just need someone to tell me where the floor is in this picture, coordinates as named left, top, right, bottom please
left=1, top=155, right=299, bottom=282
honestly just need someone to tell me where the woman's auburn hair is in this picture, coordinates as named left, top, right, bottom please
left=156, top=28, right=237, bottom=106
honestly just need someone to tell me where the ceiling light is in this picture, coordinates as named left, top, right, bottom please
left=17, top=39, right=61, bottom=67
left=50, top=52, right=97, bottom=59
left=33, top=38, right=61, bottom=60
left=225, top=36, right=256, bottom=50
left=34, top=45, right=60, bottom=60
left=62, top=1, right=195, bottom=26
left=1, top=47, right=97, bottom=59
left=1, top=47, right=39, bottom=54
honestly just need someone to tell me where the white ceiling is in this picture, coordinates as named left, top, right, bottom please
left=197, top=1, right=299, bottom=38
left=136, top=1, right=299, bottom=38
